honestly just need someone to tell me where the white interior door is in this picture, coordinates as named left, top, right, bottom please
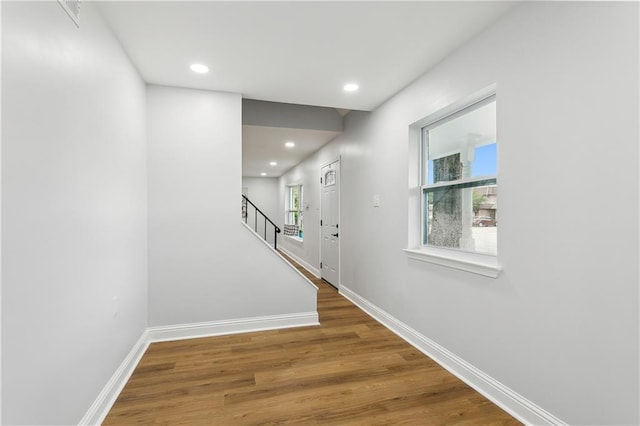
left=321, top=160, right=339, bottom=286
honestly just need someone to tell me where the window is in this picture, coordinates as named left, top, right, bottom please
left=421, top=94, right=497, bottom=256
left=286, top=185, right=303, bottom=238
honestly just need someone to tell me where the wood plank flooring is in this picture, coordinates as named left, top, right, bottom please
left=104, top=254, right=520, bottom=425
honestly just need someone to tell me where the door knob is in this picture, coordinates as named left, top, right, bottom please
left=332, top=233, right=339, bottom=237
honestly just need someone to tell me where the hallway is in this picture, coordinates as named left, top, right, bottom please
left=104, top=254, right=518, bottom=425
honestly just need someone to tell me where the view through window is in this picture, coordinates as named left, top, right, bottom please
left=422, top=95, right=497, bottom=256
left=286, top=185, right=303, bottom=238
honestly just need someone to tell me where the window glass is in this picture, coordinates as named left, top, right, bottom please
left=286, top=185, right=304, bottom=238
left=425, top=100, right=496, bottom=184
left=422, top=97, right=497, bottom=255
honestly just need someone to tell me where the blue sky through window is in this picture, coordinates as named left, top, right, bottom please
left=472, top=143, right=497, bottom=177
left=427, top=142, right=496, bottom=184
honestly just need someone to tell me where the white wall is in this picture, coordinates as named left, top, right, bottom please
left=1, top=2, right=148, bottom=424
left=0, top=1, right=4, bottom=421
left=243, top=99, right=343, bottom=132
left=242, top=178, right=279, bottom=223
left=282, top=3, right=639, bottom=424
left=278, top=145, right=341, bottom=274
left=147, top=85, right=316, bottom=326
left=242, top=177, right=280, bottom=245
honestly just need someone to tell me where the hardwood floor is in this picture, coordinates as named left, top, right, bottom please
left=104, top=254, right=520, bottom=425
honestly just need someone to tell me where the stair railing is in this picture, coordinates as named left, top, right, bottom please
left=242, top=194, right=281, bottom=249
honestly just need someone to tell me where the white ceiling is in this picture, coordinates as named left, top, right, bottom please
left=98, top=1, right=513, bottom=111
left=97, top=1, right=514, bottom=177
left=243, top=125, right=341, bottom=177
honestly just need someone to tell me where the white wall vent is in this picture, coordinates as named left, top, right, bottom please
left=58, top=0, right=81, bottom=27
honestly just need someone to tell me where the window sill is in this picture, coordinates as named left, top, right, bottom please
left=285, top=235, right=304, bottom=243
left=403, top=247, right=501, bottom=278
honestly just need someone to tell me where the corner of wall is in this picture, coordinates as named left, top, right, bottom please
left=79, top=331, right=150, bottom=426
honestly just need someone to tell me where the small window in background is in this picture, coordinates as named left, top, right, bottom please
left=286, top=185, right=303, bottom=238
left=422, top=95, right=497, bottom=256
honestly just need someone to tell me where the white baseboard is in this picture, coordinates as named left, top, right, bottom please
left=147, top=312, right=319, bottom=343
left=79, top=330, right=150, bottom=426
left=339, top=285, right=566, bottom=426
left=278, top=247, right=321, bottom=278
left=80, top=312, right=319, bottom=424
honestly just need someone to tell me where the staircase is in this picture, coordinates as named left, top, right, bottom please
left=242, top=194, right=281, bottom=249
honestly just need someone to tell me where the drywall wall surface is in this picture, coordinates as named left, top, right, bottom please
left=287, top=2, right=639, bottom=424
left=0, top=1, right=4, bottom=422
left=1, top=2, right=148, bottom=424
left=242, top=177, right=280, bottom=222
left=242, top=177, right=280, bottom=246
left=278, top=141, right=342, bottom=273
left=243, top=99, right=343, bottom=132
left=147, top=85, right=316, bottom=326
left=0, top=2, right=4, bottom=422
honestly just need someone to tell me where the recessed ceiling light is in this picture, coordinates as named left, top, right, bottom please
left=285, top=141, right=295, bottom=148
left=260, top=172, right=267, bottom=176
left=269, top=161, right=277, bottom=166
left=343, top=83, right=359, bottom=92
left=190, top=63, right=209, bottom=74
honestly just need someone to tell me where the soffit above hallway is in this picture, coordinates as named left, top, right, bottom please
left=243, top=125, right=341, bottom=177
left=242, top=100, right=343, bottom=177
left=97, top=1, right=514, bottom=111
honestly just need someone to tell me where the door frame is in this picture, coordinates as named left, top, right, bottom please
left=319, top=157, right=341, bottom=288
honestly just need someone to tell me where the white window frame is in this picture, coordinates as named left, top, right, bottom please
left=285, top=184, right=303, bottom=240
left=404, top=85, right=501, bottom=278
